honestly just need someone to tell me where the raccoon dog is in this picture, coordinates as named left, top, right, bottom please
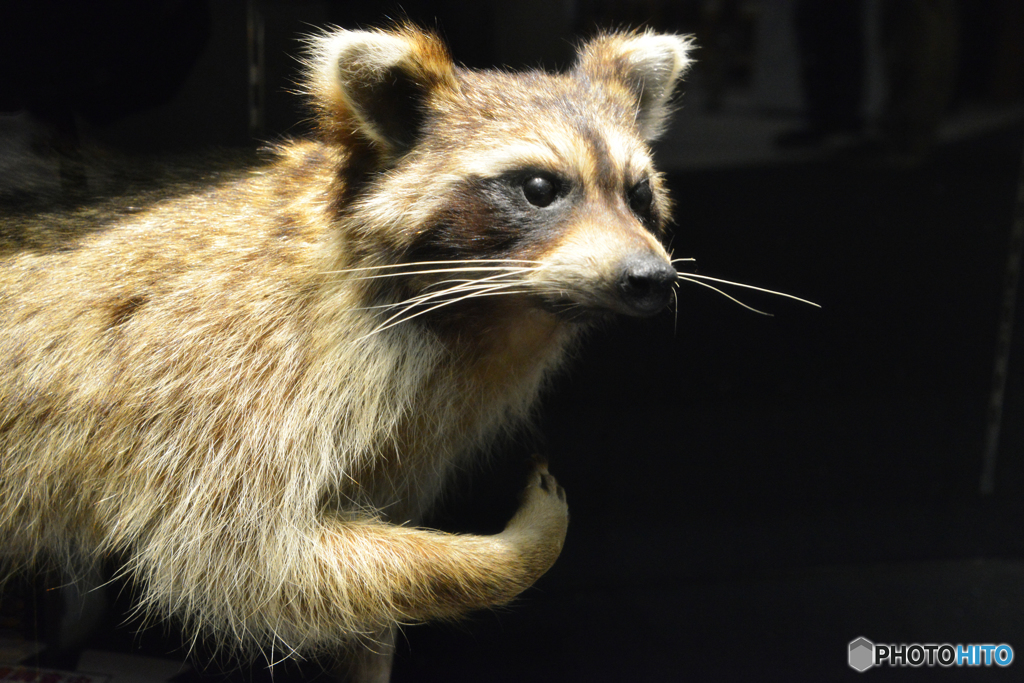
left=0, top=24, right=692, bottom=679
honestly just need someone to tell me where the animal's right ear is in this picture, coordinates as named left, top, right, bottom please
left=304, top=27, right=457, bottom=160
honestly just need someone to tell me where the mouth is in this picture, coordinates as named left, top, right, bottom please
left=537, top=297, right=620, bottom=324
left=530, top=254, right=678, bottom=321
left=533, top=287, right=675, bottom=324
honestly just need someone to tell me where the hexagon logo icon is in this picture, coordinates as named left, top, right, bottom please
left=849, top=637, right=875, bottom=672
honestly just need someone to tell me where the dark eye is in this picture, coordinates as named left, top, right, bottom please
left=628, top=178, right=653, bottom=217
left=523, top=175, right=560, bottom=207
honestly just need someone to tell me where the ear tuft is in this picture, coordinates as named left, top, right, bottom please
left=575, top=31, right=695, bottom=141
left=303, top=26, right=457, bottom=159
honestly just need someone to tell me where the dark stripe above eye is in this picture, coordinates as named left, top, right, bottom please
left=577, top=125, right=618, bottom=192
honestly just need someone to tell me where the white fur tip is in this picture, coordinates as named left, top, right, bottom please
left=625, top=33, right=695, bottom=80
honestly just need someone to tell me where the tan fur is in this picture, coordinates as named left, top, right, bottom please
left=0, top=25, right=691, bottom=671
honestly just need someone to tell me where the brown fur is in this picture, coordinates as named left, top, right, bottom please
left=0, top=25, right=692, bottom=675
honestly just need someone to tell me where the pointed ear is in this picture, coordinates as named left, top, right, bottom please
left=304, top=26, right=457, bottom=159
left=575, top=32, right=694, bottom=141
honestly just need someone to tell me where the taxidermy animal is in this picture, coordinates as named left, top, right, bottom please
left=0, top=24, right=693, bottom=679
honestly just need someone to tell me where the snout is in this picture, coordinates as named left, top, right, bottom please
left=616, top=254, right=676, bottom=316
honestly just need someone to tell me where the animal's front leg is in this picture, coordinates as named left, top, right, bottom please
left=288, top=461, right=569, bottom=643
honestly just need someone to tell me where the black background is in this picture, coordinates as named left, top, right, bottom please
left=2, top=1, right=1023, bottom=681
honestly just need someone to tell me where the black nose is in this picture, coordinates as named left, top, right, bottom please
left=616, top=255, right=676, bottom=316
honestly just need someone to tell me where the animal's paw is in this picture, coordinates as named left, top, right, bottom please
left=504, top=458, right=569, bottom=557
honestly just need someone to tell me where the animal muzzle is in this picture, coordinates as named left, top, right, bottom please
left=615, top=254, right=677, bottom=317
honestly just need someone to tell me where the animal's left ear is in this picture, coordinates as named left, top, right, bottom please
left=574, top=32, right=694, bottom=141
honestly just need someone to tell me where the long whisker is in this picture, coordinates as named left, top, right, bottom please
left=319, top=259, right=543, bottom=276
left=344, top=269, right=532, bottom=311
left=677, top=272, right=820, bottom=309
left=368, top=283, right=495, bottom=321
left=677, top=275, right=774, bottom=316
left=346, top=279, right=476, bottom=311
left=337, top=265, right=542, bottom=283
left=366, top=267, right=535, bottom=331
left=356, top=282, right=531, bottom=342
left=371, top=269, right=532, bottom=319
left=671, top=286, right=679, bottom=335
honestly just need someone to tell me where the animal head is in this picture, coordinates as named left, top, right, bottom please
left=305, top=25, right=694, bottom=326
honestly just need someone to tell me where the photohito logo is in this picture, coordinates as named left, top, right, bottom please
left=849, top=638, right=875, bottom=672
left=848, top=637, right=1014, bottom=671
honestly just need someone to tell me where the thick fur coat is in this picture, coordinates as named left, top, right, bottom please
left=0, top=24, right=692, bottom=674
